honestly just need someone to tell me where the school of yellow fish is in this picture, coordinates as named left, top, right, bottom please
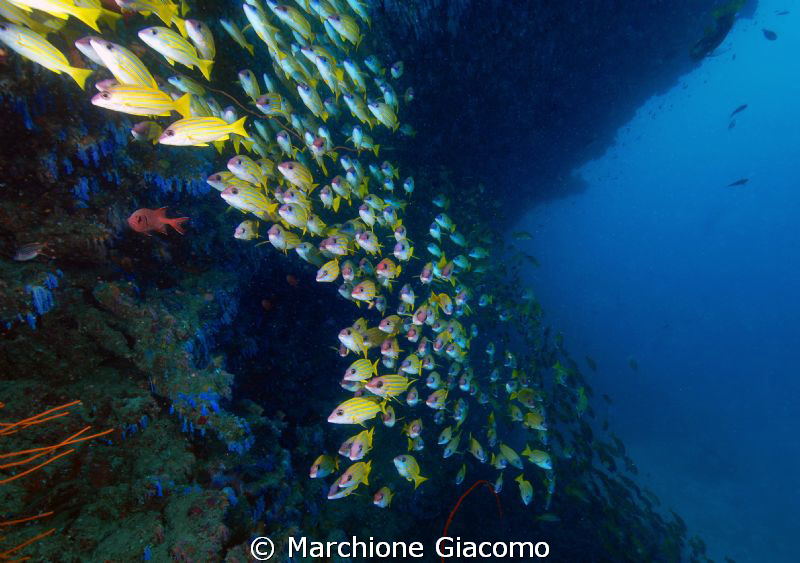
left=1, top=0, right=561, bottom=511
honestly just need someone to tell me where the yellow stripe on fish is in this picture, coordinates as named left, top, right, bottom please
left=0, top=23, right=93, bottom=89
left=88, top=38, right=157, bottom=88
left=91, top=84, right=191, bottom=118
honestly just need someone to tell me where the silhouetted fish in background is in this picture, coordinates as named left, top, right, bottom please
left=762, top=29, right=778, bottom=41
left=727, top=178, right=749, bottom=187
left=729, top=104, right=748, bottom=118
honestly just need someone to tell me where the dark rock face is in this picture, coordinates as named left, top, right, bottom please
left=373, top=0, right=728, bottom=215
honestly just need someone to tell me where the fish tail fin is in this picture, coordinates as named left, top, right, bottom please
left=197, top=58, right=214, bottom=81
left=167, top=217, right=190, bottom=235
left=174, top=93, right=192, bottom=118
left=230, top=116, right=248, bottom=138
left=66, top=65, right=93, bottom=90
left=245, top=42, right=255, bottom=56
left=154, top=5, right=175, bottom=27
left=100, top=8, right=122, bottom=30
left=172, top=16, right=188, bottom=38
left=373, top=145, right=380, bottom=157
left=413, top=474, right=427, bottom=489
left=407, top=438, right=413, bottom=451
left=70, top=6, right=102, bottom=32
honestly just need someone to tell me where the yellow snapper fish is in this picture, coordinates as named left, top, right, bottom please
left=443, top=431, right=462, bottom=458
left=115, top=0, right=183, bottom=30
left=0, top=23, right=93, bottom=89
left=184, top=19, right=215, bottom=60
left=327, top=396, right=385, bottom=425
left=364, top=374, right=413, bottom=399
left=393, top=454, right=427, bottom=489
left=515, top=474, right=533, bottom=506
left=266, top=224, right=301, bottom=252
left=521, top=445, right=553, bottom=470
left=326, top=12, right=360, bottom=46
left=278, top=161, right=316, bottom=192
left=227, top=154, right=267, bottom=187
left=342, top=58, right=368, bottom=93
left=271, top=3, right=313, bottom=41
left=347, top=427, right=374, bottom=460
left=219, top=18, right=254, bottom=56
left=158, top=115, right=247, bottom=146
left=130, top=120, right=163, bottom=142
left=233, top=219, right=259, bottom=241
left=468, top=434, right=487, bottom=463
left=278, top=202, right=309, bottom=232
left=238, top=68, right=261, bottom=102
left=351, top=279, right=377, bottom=305
left=523, top=411, right=547, bottom=431
left=499, top=443, right=523, bottom=470
left=91, top=84, right=191, bottom=118
left=342, top=91, right=374, bottom=127
left=328, top=460, right=371, bottom=499
left=9, top=0, right=102, bottom=32
left=425, top=388, right=447, bottom=410
left=338, top=325, right=368, bottom=356
left=455, top=463, right=466, bottom=485
left=367, top=100, right=398, bottom=130
left=87, top=39, right=156, bottom=88
left=0, top=0, right=60, bottom=36
left=373, top=486, right=393, bottom=508
left=343, top=357, right=379, bottom=382
left=297, top=82, right=328, bottom=120
left=316, top=258, right=340, bottom=282
left=138, top=26, right=213, bottom=80
left=403, top=418, right=423, bottom=439
left=309, top=453, right=338, bottom=478
left=220, top=184, right=276, bottom=219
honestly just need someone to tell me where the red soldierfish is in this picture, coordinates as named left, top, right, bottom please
left=127, top=207, right=189, bottom=235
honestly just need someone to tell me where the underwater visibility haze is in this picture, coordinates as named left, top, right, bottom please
left=0, top=0, right=792, bottom=561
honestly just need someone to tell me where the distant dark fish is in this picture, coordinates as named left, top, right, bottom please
left=762, top=29, right=778, bottom=40
left=585, top=356, right=597, bottom=372
left=776, top=11, right=789, bottom=16
left=729, top=103, right=747, bottom=118
left=727, top=178, right=749, bottom=187
left=627, top=357, right=638, bottom=372
left=728, top=120, right=736, bottom=130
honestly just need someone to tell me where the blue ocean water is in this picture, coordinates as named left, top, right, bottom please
left=517, top=3, right=800, bottom=561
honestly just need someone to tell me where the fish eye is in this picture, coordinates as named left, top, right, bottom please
left=336, top=409, right=344, bottom=415
left=166, top=130, right=175, bottom=136
left=101, top=92, right=110, bottom=98
left=231, top=188, right=238, bottom=195
left=150, top=29, right=158, bottom=35
left=288, top=163, right=294, bottom=169
left=376, top=381, right=383, bottom=388
left=137, top=216, right=143, bottom=223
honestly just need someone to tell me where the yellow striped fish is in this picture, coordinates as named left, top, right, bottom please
left=158, top=116, right=247, bottom=146
left=0, top=23, right=93, bottom=89
left=91, top=84, right=191, bottom=118
left=220, top=184, right=277, bottom=219
left=88, top=39, right=157, bottom=88
left=0, top=0, right=55, bottom=35
left=219, top=18, right=254, bottom=57
left=138, top=26, right=213, bottom=81
left=115, top=0, right=183, bottom=33
left=9, top=0, right=102, bottom=32
left=327, top=396, right=385, bottom=425
left=365, top=374, right=413, bottom=398
left=343, top=358, right=379, bottom=382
